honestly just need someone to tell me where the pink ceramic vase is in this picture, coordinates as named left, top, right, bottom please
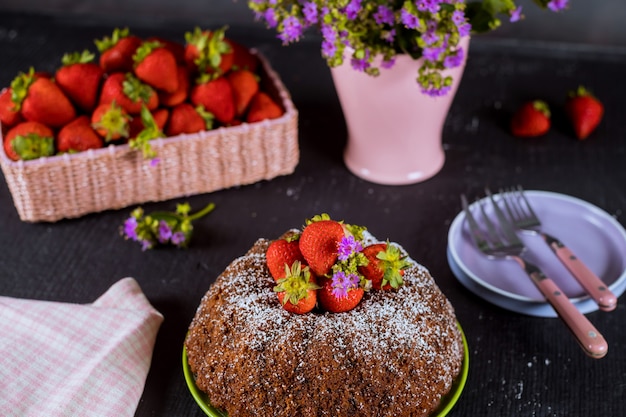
left=331, top=38, right=469, bottom=185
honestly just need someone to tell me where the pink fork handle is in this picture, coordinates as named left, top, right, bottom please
left=546, top=237, right=618, bottom=312
left=535, top=276, right=608, bottom=358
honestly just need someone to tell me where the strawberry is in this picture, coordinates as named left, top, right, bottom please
left=246, top=91, right=284, bottom=124
left=165, top=103, right=214, bottom=137
left=133, top=41, right=179, bottom=93
left=184, top=26, right=234, bottom=75
left=95, top=28, right=142, bottom=74
left=227, top=69, right=259, bottom=117
left=358, top=243, right=409, bottom=290
left=158, top=65, right=191, bottom=107
left=57, top=115, right=103, bottom=153
left=274, top=261, right=319, bottom=315
left=565, top=86, right=604, bottom=140
left=510, top=100, right=551, bottom=138
left=147, top=36, right=186, bottom=65
left=317, top=276, right=364, bottom=313
left=190, top=75, right=235, bottom=124
left=3, top=121, right=54, bottom=161
left=299, top=216, right=345, bottom=277
left=55, top=50, right=104, bottom=113
left=10, top=67, right=76, bottom=128
left=129, top=107, right=169, bottom=139
left=0, top=87, right=23, bottom=128
left=91, top=101, right=131, bottom=142
left=230, top=40, right=260, bottom=73
left=127, top=105, right=165, bottom=159
left=266, top=235, right=306, bottom=282
left=99, top=72, right=158, bottom=115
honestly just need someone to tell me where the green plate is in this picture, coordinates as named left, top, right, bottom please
left=182, top=323, right=469, bottom=417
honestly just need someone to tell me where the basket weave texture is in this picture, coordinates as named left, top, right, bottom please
left=0, top=52, right=299, bottom=223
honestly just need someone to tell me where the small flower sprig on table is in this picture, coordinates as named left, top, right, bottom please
left=121, top=202, right=216, bottom=250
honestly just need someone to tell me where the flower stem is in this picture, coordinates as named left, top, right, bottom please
left=188, top=202, right=216, bottom=221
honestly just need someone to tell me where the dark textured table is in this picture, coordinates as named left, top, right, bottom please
left=1, top=12, right=625, bottom=417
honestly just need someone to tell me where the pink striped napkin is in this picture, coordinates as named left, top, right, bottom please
left=0, top=277, right=163, bottom=417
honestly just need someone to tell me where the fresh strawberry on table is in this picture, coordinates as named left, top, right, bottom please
left=0, top=87, right=23, bottom=128
left=274, top=261, right=320, bottom=315
left=91, top=101, right=131, bottom=142
left=57, top=115, right=103, bottom=153
left=133, top=41, right=179, bottom=94
left=99, top=72, right=158, bottom=115
left=10, top=67, right=76, bottom=128
left=246, top=91, right=284, bottom=124
left=55, top=50, right=104, bottom=113
left=3, top=121, right=55, bottom=161
left=165, top=103, right=213, bottom=137
left=510, top=100, right=551, bottom=138
left=358, top=242, right=409, bottom=290
left=565, top=86, right=604, bottom=140
left=317, top=275, right=364, bottom=313
left=190, top=75, right=235, bottom=124
left=266, top=235, right=306, bottom=282
left=95, top=28, right=142, bottom=74
left=227, top=69, right=259, bottom=118
left=299, top=215, right=345, bottom=277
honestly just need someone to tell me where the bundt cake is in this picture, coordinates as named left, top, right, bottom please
left=185, top=219, right=465, bottom=417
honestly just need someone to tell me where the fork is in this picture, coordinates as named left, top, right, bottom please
left=461, top=194, right=608, bottom=359
left=497, top=186, right=617, bottom=312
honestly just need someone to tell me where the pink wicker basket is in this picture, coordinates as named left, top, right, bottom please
left=0, top=52, right=299, bottom=222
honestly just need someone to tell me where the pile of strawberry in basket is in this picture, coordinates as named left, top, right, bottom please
left=0, top=26, right=284, bottom=161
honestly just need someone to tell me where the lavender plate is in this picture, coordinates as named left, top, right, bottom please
left=447, top=190, right=626, bottom=317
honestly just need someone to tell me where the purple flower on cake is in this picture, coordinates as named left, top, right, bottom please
left=247, top=0, right=570, bottom=96
left=337, top=235, right=363, bottom=261
left=331, top=271, right=360, bottom=298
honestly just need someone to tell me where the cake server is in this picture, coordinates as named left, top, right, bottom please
left=461, top=194, right=608, bottom=359
left=497, top=186, right=617, bottom=312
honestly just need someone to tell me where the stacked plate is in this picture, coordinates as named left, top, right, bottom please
left=447, top=190, right=626, bottom=317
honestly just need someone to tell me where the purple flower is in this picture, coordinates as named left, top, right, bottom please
left=451, top=10, right=465, bottom=26
left=322, top=40, right=336, bottom=58
left=278, top=15, right=303, bottom=44
left=547, top=0, right=568, bottom=12
left=171, top=231, right=186, bottom=246
left=381, top=57, right=396, bottom=69
left=510, top=6, right=523, bottom=22
left=400, top=8, right=419, bottom=29
left=331, top=271, right=360, bottom=299
left=422, top=85, right=452, bottom=97
left=423, top=46, right=444, bottom=62
left=337, top=236, right=363, bottom=261
left=458, top=22, right=471, bottom=37
left=157, top=220, right=172, bottom=243
left=417, top=0, right=441, bottom=14
left=345, top=0, right=362, bottom=20
left=443, top=47, right=464, bottom=68
left=302, top=2, right=318, bottom=26
left=321, top=23, right=337, bottom=43
left=263, top=8, right=278, bottom=28
left=123, top=217, right=138, bottom=241
left=373, top=5, right=394, bottom=25
left=351, top=54, right=370, bottom=72
left=150, top=157, right=160, bottom=167
left=140, top=239, right=153, bottom=251
left=421, top=28, right=439, bottom=46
